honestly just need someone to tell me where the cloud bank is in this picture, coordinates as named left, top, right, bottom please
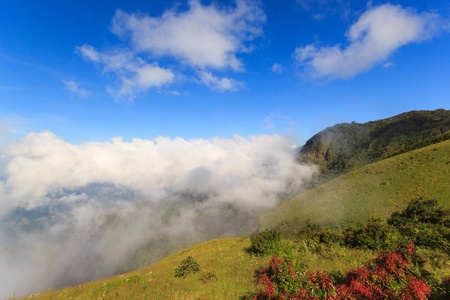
left=79, top=0, right=265, bottom=98
left=0, top=132, right=315, bottom=297
left=294, top=4, right=443, bottom=80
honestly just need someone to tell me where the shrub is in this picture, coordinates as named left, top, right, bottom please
left=343, top=216, right=398, bottom=250
left=250, top=255, right=337, bottom=299
left=388, top=199, right=450, bottom=252
left=174, top=256, right=200, bottom=277
left=437, top=276, right=450, bottom=297
left=341, top=243, right=431, bottom=300
left=395, top=222, right=449, bottom=252
left=298, top=220, right=344, bottom=245
left=388, top=199, right=449, bottom=227
left=247, top=243, right=435, bottom=299
left=250, top=229, right=283, bottom=255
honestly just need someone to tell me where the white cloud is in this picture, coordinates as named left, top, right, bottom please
left=77, top=1, right=265, bottom=95
left=0, top=131, right=316, bottom=297
left=383, top=61, right=394, bottom=68
left=0, top=131, right=316, bottom=216
left=271, top=63, right=283, bottom=73
left=63, top=80, right=90, bottom=97
left=294, top=4, right=443, bottom=80
left=198, top=70, right=243, bottom=92
left=76, top=44, right=101, bottom=62
left=167, top=90, right=180, bottom=96
left=297, top=0, right=351, bottom=20
left=77, top=45, right=174, bottom=98
left=111, top=0, right=266, bottom=71
left=264, top=113, right=289, bottom=129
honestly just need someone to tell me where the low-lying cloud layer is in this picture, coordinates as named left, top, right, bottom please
left=294, top=4, right=444, bottom=80
left=0, top=132, right=316, bottom=297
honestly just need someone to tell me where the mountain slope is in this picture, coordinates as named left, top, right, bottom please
left=299, top=109, right=450, bottom=184
left=261, top=139, right=450, bottom=236
left=20, top=238, right=264, bottom=300
left=18, top=236, right=381, bottom=300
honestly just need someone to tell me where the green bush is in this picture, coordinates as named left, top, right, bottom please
left=434, top=276, right=450, bottom=299
left=388, top=199, right=450, bottom=227
left=249, top=229, right=282, bottom=255
left=297, top=220, right=343, bottom=245
left=174, top=256, right=200, bottom=277
left=343, top=216, right=398, bottom=250
left=388, top=199, right=450, bottom=252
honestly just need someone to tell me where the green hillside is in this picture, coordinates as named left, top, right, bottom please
left=19, top=238, right=262, bottom=300
left=261, top=139, right=450, bottom=236
left=18, top=237, right=381, bottom=300
left=299, top=109, right=450, bottom=185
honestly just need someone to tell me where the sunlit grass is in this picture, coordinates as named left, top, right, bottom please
left=18, top=238, right=379, bottom=299
left=20, top=237, right=266, bottom=299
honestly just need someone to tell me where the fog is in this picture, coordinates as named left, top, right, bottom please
left=0, top=131, right=316, bottom=297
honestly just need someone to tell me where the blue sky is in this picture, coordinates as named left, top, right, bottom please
left=0, top=0, right=449, bottom=145
left=0, top=2, right=449, bottom=296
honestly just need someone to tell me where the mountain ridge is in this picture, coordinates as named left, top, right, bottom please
left=299, top=109, right=450, bottom=186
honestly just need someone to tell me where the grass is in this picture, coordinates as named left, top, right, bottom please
left=18, top=237, right=381, bottom=300
left=19, top=237, right=265, bottom=299
left=260, top=140, right=450, bottom=235
left=22, top=237, right=449, bottom=299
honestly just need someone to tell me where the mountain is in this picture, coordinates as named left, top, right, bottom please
left=299, top=109, right=450, bottom=186
left=260, top=139, right=450, bottom=236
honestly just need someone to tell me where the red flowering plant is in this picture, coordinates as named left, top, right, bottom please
left=340, top=242, right=431, bottom=300
left=247, top=255, right=338, bottom=300
left=258, top=255, right=308, bottom=297
left=246, top=242, right=435, bottom=300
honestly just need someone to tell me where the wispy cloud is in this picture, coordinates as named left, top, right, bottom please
left=77, top=45, right=174, bottom=99
left=63, top=80, right=91, bottom=97
left=382, top=61, right=394, bottom=69
left=198, top=70, right=243, bottom=92
left=294, top=4, right=444, bottom=81
left=297, top=0, right=351, bottom=20
left=271, top=63, right=283, bottom=73
left=167, top=90, right=180, bottom=96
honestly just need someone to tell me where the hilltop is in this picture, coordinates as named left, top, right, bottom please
left=299, top=109, right=449, bottom=186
